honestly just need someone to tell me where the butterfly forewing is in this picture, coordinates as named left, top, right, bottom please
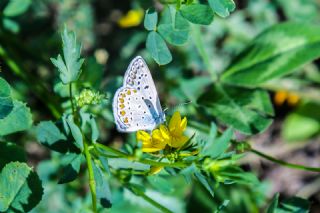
left=112, top=56, right=165, bottom=132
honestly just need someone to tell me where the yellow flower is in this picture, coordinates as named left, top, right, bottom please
left=274, top=90, right=300, bottom=106
left=118, top=9, right=144, bottom=28
left=137, top=129, right=166, bottom=153
left=136, top=111, right=189, bottom=152
left=161, top=111, right=189, bottom=148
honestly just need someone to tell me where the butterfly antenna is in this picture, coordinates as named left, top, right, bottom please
left=164, top=101, right=192, bottom=114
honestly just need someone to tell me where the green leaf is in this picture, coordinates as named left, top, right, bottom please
left=108, top=158, right=150, bottom=171
left=208, top=0, right=235, bottom=18
left=50, top=27, right=84, bottom=84
left=266, top=194, right=310, bottom=213
left=282, top=102, right=320, bottom=142
left=147, top=175, right=174, bottom=194
left=180, top=4, right=214, bottom=25
left=158, top=7, right=190, bottom=46
left=201, top=128, right=233, bottom=158
left=276, top=197, right=310, bottom=213
left=58, top=153, right=82, bottom=184
left=144, top=8, right=158, bottom=31
left=0, top=77, right=13, bottom=119
left=0, top=142, right=26, bottom=170
left=2, top=18, right=20, bottom=33
left=0, top=100, right=32, bottom=136
left=3, top=0, right=31, bottom=17
left=36, top=121, right=79, bottom=153
left=267, top=193, right=279, bottom=213
left=0, top=162, right=43, bottom=212
left=65, top=115, right=84, bottom=150
left=90, top=117, right=99, bottom=142
left=92, top=161, right=112, bottom=208
left=221, top=22, right=320, bottom=87
left=198, top=84, right=273, bottom=135
left=146, top=31, right=172, bottom=65
left=194, top=172, right=215, bottom=198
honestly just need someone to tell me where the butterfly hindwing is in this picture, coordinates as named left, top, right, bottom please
left=112, top=56, right=165, bottom=132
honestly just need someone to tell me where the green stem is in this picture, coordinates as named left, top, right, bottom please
left=251, top=148, right=320, bottom=172
left=126, top=184, right=173, bottom=213
left=69, top=83, right=75, bottom=116
left=95, top=143, right=190, bottom=168
left=84, top=139, right=98, bottom=212
left=191, top=25, right=217, bottom=81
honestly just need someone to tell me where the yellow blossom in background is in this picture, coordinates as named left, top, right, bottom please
left=136, top=111, right=189, bottom=152
left=118, top=9, right=144, bottom=28
left=274, top=90, right=300, bottom=106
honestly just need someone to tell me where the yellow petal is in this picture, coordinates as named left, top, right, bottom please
left=180, top=117, right=187, bottom=131
left=142, top=147, right=163, bottom=153
left=149, top=166, right=163, bottom=175
left=160, top=125, right=170, bottom=141
left=169, top=111, right=181, bottom=132
left=118, top=9, right=144, bottom=28
left=151, top=129, right=167, bottom=149
left=136, top=131, right=151, bottom=143
left=170, top=135, right=189, bottom=148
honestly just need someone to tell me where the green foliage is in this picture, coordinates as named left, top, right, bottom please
left=3, top=0, right=31, bottom=17
left=0, top=162, right=43, bottom=212
left=180, top=4, right=214, bottom=25
left=208, top=0, right=235, bottom=18
left=92, top=161, right=112, bottom=209
left=0, top=100, right=32, bottom=136
left=158, top=7, right=190, bottom=46
left=222, top=22, right=320, bottom=87
left=144, top=8, right=158, bottom=31
left=146, top=31, right=172, bottom=65
left=36, top=120, right=79, bottom=153
left=0, top=142, right=26, bottom=170
left=266, top=193, right=310, bottom=213
left=198, top=84, right=274, bottom=135
left=0, top=77, right=13, bottom=119
left=282, top=102, right=320, bottom=142
left=58, top=153, right=82, bottom=184
left=201, top=127, right=233, bottom=158
left=65, top=115, right=84, bottom=150
left=51, top=28, right=84, bottom=84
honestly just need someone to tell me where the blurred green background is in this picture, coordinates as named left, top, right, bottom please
left=0, top=0, right=320, bottom=212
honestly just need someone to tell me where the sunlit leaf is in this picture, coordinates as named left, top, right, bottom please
left=158, top=7, right=190, bottom=46
left=146, top=31, right=172, bottom=65
left=51, top=27, right=84, bottom=84
left=208, top=0, right=235, bottom=18
left=0, top=162, right=43, bottom=212
left=58, top=153, right=82, bottom=184
left=180, top=4, right=214, bottom=25
left=0, top=101, right=32, bottom=136
left=144, top=8, right=158, bottom=31
left=0, top=77, right=13, bottom=119
left=3, top=0, right=31, bottom=17
left=222, top=22, right=320, bottom=87
left=201, top=128, right=233, bottom=158
left=92, top=161, right=112, bottom=208
left=65, top=115, right=84, bottom=150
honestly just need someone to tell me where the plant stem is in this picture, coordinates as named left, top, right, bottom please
left=191, top=25, right=217, bottom=81
left=126, top=184, right=173, bottom=213
left=250, top=148, right=320, bottom=172
left=69, top=83, right=75, bottom=116
left=95, top=143, right=190, bottom=168
left=84, top=139, right=98, bottom=213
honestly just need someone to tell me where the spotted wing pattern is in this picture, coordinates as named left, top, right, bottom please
left=112, top=56, right=165, bottom=132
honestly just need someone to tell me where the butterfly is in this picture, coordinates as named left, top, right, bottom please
left=112, top=56, right=165, bottom=132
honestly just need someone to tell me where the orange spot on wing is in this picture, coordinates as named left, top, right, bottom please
left=120, top=111, right=126, bottom=116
